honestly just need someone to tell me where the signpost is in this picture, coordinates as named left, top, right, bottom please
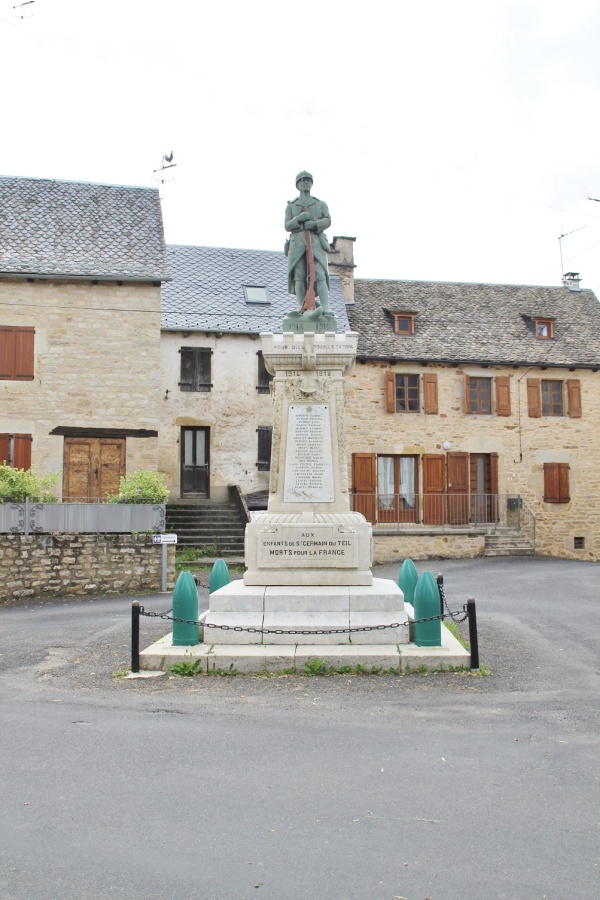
left=154, top=534, right=177, bottom=590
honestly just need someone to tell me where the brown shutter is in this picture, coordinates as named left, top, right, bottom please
left=352, top=453, right=376, bottom=524
left=490, top=452, right=499, bottom=521
left=14, top=328, right=35, bottom=380
left=527, top=378, right=542, bottom=417
left=544, top=462, right=570, bottom=503
left=464, top=375, right=471, bottom=414
left=0, top=434, right=9, bottom=465
left=422, top=454, right=446, bottom=525
left=385, top=372, right=396, bottom=413
left=566, top=379, right=582, bottom=418
left=0, top=327, right=16, bottom=379
left=447, top=452, right=469, bottom=525
left=13, top=434, right=32, bottom=469
left=495, top=376, right=511, bottom=416
left=423, top=373, right=438, bottom=414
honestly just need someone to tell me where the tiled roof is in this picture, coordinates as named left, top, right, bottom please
left=0, top=176, right=168, bottom=280
left=349, top=279, right=600, bottom=368
left=161, top=244, right=350, bottom=333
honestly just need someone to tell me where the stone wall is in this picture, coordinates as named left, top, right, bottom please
left=0, top=534, right=175, bottom=602
left=373, top=532, right=485, bottom=565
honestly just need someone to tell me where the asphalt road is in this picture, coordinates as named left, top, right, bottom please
left=1, top=557, right=599, bottom=900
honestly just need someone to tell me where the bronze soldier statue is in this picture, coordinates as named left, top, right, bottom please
left=285, top=171, right=331, bottom=313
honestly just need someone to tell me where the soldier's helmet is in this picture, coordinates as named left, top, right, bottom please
left=295, top=170, right=313, bottom=187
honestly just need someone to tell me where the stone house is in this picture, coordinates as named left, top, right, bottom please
left=345, top=271, right=600, bottom=561
left=0, top=176, right=169, bottom=499
left=159, top=240, right=352, bottom=503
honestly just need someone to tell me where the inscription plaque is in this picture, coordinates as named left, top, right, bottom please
left=257, top=524, right=358, bottom=568
left=283, top=404, right=334, bottom=502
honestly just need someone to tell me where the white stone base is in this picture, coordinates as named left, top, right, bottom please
left=202, top=577, right=408, bottom=645
left=139, top=628, right=471, bottom=674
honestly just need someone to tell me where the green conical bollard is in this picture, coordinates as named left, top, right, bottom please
left=209, top=558, right=230, bottom=594
left=172, top=570, right=199, bottom=646
left=414, top=571, right=442, bottom=647
left=398, top=558, right=418, bottom=607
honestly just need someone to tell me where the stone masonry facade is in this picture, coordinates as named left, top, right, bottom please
left=0, top=534, right=175, bottom=602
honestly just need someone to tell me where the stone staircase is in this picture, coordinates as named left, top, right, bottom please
left=484, top=527, right=535, bottom=556
left=165, top=500, right=246, bottom=557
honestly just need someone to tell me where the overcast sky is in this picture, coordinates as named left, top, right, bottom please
left=2, top=0, right=600, bottom=293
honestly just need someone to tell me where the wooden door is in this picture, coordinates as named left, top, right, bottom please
left=63, top=438, right=125, bottom=501
left=422, top=454, right=445, bottom=525
left=447, top=452, right=469, bottom=524
left=352, top=453, right=376, bottom=524
left=469, top=453, right=498, bottom=523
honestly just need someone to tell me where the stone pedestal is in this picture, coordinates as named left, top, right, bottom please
left=200, top=331, right=408, bottom=645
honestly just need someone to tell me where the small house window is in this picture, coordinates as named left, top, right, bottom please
left=0, top=326, right=35, bottom=380
left=543, top=462, right=570, bottom=503
left=257, top=426, right=272, bottom=470
left=541, top=380, right=563, bottom=416
left=534, top=319, right=554, bottom=340
left=392, top=313, right=415, bottom=335
left=257, top=352, right=273, bottom=394
left=468, top=377, right=492, bottom=414
left=0, top=433, right=32, bottom=469
left=394, top=374, right=420, bottom=412
left=179, top=347, right=212, bottom=392
left=243, top=286, right=269, bottom=304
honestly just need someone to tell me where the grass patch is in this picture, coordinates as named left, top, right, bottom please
left=170, top=659, right=203, bottom=676
left=443, top=619, right=470, bottom=650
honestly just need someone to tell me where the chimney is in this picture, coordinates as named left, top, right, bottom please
left=327, top=236, right=356, bottom=304
left=562, top=271, right=582, bottom=291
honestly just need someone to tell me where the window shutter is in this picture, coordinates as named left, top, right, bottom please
left=257, top=351, right=273, bottom=394
left=180, top=348, right=194, bottom=391
left=385, top=372, right=396, bottom=413
left=464, top=375, right=471, bottom=414
left=194, top=349, right=212, bottom=392
left=495, top=376, right=511, bottom=416
left=0, top=434, right=9, bottom=465
left=14, top=328, right=35, bottom=380
left=423, top=373, right=438, bottom=414
left=566, top=379, right=582, bottom=418
left=0, top=327, right=16, bottom=379
left=527, top=378, right=542, bottom=417
left=544, top=462, right=570, bottom=503
left=256, top=426, right=272, bottom=470
left=13, top=434, right=32, bottom=469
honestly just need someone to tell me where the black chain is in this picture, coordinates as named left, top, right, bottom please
left=139, top=606, right=465, bottom=635
left=438, top=581, right=469, bottom=623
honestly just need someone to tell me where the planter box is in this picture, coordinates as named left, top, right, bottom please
left=0, top=501, right=166, bottom=534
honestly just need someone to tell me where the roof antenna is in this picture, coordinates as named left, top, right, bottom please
left=13, top=1, right=35, bottom=18
left=153, top=151, right=177, bottom=199
left=558, top=225, right=586, bottom=281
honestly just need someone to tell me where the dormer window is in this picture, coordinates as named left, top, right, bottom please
left=243, top=285, right=269, bottom=304
left=393, top=313, right=416, bottom=335
left=534, top=318, right=554, bottom=340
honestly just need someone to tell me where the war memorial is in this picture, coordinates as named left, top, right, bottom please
left=140, top=173, right=469, bottom=672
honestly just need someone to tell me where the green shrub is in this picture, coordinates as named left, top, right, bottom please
left=0, top=465, right=59, bottom=503
left=107, top=470, right=169, bottom=504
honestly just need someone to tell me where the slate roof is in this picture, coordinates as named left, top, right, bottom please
left=0, top=176, right=169, bottom=280
left=161, top=244, right=350, bottom=333
left=349, top=279, right=600, bottom=369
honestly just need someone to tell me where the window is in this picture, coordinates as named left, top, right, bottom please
left=392, top=313, right=415, bottom=335
left=243, top=286, right=269, bottom=304
left=543, top=463, right=570, bottom=503
left=468, top=377, right=492, bottom=414
left=0, top=433, right=32, bottom=469
left=385, top=372, right=437, bottom=414
left=179, top=347, right=212, bottom=392
left=541, top=380, right=563, bottom=415
left=0, top=326, right=35, bottom=380
left=257, top=426, right=272, bottom=471
left=257, top=352, right=273, bottom=394
left=527, top=378, right=581, bottom=418
left=534, top=318, right=554, bottom=340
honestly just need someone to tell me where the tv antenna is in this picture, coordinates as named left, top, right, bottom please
left=153, top=151, right=177, bottom=195
left=13, top=1, right=35, bottom=18
left=558, top=225, right=586, bottom=279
